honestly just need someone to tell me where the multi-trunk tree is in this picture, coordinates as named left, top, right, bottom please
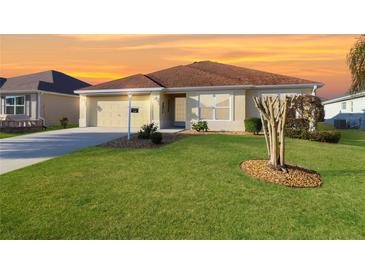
left=253, top=95, right=296, bottom=171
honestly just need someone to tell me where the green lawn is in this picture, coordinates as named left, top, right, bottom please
left=0, top=123, right=78, bottom=139
left=0, top=132, right=24, bottom=139
left=1, top=130, right=364, bottom=239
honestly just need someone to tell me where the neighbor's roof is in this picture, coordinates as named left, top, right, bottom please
left=0, top=77, right=6, bottom=88
left=79, top=61, right=322, bottom=91
left=0, top=70, right=90, bottom=95
left=322, top=91, right=365, bottom=105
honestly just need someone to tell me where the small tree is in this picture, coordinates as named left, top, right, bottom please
left=253, top=95, right=296, bottom=171
left=347, top=35, right=365, bottom=93
left=60, top=117, right=69, bottom=129
left=287, top=95, right=324, bottom=131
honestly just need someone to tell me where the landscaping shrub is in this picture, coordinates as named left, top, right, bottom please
left=286, top=128, right=309, bottom=139
left=244, top=118, right=262, bottom=134
left=192, top=120, right=208, bottom=132
left=138, top=123, right=158, bottom=139
left=286, top=118, right=309, bottom=131
left=286, top=129, right=341, bottom=143
left=286, top=118, right=310, bottom=139
left=60, top=117, right=69, bottom=129
left=151, top=132, right=163, bottom=144
left=308, top=130, right=341, bottom=143
left=287, top=95, right=324, bottom=131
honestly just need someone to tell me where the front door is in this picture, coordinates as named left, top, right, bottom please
left=174, top=97, right=186, bottom=127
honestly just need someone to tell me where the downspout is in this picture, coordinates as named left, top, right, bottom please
left=37, top=91, right=46, bottom=126
left=127, top=92, right=132, bottom=140
left=311, top=85, right=318, bottom=96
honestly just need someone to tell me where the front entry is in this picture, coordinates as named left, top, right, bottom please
left=174, top=97, right=186, bottom=127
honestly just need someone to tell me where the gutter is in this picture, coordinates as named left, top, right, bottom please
left=74, top=87, right=164, bottom=95
left=0, top=89, right=79, bottom=97
left=75, top=83, right=323, bottom=95
left=322, top=91, right=365, bottom=105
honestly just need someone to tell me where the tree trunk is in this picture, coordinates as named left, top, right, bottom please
left=253, top=95, right=295, bottom=171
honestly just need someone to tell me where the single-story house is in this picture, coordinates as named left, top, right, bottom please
left=75, top=61, right=323, bottom=131
left=0, top=70, right=90, bottom=125
left=323, top=91, right=365, bottom=130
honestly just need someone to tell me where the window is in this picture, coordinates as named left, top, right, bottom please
left=199, top=93, right=231, bottom=120
left=5, top=96, right=25, bottom=115
left=350, top=101, right=353, bottom=112
left=341, top=102, right=347, bottom=110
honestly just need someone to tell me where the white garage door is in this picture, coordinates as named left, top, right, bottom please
left=97, top=101, right=127, bottom=127
left=89, top=95, right=150, bottom=128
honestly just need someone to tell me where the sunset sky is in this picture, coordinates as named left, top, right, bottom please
left=0, top=34, right=360, bottom=99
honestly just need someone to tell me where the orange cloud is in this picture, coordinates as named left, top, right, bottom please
left=0, top=34, right=358, bottom=98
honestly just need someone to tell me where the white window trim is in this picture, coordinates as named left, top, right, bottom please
left=341, top=101, right=347, bottom=111
left=5, top=95, right=25, bottom=115
left=198, top=93, right=232, bottom=121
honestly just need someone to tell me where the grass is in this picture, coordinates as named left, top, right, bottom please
left=317, top=122, right=365, bottom=147
left=1, top=130, right=364, bottom=239
left=0, top=132, right=25, bottom=139
left=0, top=123, right=78, bottom=139
left=317, top=122, right=336, bottom=131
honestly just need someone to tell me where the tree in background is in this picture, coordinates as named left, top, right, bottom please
left=347, top=35, right=365, bottom=93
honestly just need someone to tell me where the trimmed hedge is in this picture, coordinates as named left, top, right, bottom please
left=286, top=129, right=341, bottom=143
left=307, top=130, right=341, bottom=143
left=245, top=118, right=262, bottom=135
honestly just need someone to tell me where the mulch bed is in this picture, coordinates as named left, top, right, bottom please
left=99, top=133, right=188, bottom=149
left=99, top=130, right=257, bottom=149
left=240, top=160, right=322, bottom=188
left=180, top=130, right=256, bottom=136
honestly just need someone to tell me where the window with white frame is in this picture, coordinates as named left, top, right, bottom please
left=5, top=96, right=25, bottom=115
left=199, top=93, right=231, bottom=120
left=341, top=101, right=347, bottom=110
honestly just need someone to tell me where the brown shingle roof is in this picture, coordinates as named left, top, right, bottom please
left=187, top=61, right=317, bottom=86
left=79, top=74, right=162, bottom=90
left=80, top=61, right=322, bottom=90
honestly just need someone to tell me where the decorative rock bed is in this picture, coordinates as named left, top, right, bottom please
left=240, top=160, right=322, bottom=188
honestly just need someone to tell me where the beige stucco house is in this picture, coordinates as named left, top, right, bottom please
left=0, top=70, right=90, bottom=125
left=75, top=61, right=323, bottom=131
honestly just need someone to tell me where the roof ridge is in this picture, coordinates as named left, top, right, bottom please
left=143, top=74, right=165, bottom=88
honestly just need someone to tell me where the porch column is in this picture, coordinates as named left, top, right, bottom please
left=150, top=92, right=160, bottom=128
left=79, top=95, right=88, bottom=127
left=127, top=92, right=132, bottom=140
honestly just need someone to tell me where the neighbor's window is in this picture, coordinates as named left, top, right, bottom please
left=199, top=93, right=231, bottom=120
left=5, top=96, right=25, bottom=115
left=341, top=102, right=347, bottom=110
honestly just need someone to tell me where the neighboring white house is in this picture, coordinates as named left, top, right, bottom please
left=322, top=91, right=365, bottom=130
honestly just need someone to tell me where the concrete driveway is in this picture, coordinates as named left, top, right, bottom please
left=0, top=127, right=128, bottom=174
